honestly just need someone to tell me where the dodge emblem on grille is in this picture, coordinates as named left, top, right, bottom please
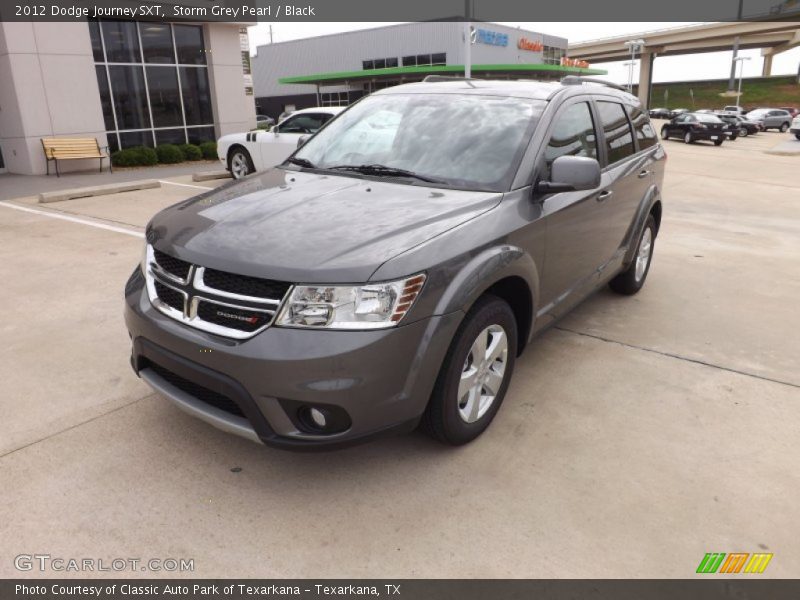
left=216, top=310, right=259, bottom=325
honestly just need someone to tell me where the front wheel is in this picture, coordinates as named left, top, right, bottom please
left=795, top=133, right=800, bottom=140
left=609, top=214, right=656, bottom=296
left=684, top=132, right=694, bottom=144
left=780, top=122, right=789, bottom=133
left=229, top=148, right=254, bottom=179
left=739, top=127, right=749, bottom=137
left=421, top=295, right=517, bottom=445
left=714, top=138, right=724, bottom=146
left=661, top=126, right=669, bottom=140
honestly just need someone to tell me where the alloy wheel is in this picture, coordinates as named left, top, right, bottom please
left=635, top=227, right=653, bottom=282
left=230, top=152, right=250, bottom=179
left=457, top=325, right=508, bottom=424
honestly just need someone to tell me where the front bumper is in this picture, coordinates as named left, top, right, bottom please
left=124, top=269, right=461, bottom=450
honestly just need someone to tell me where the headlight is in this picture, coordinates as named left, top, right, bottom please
left=275, top=274, right=426, bottom=330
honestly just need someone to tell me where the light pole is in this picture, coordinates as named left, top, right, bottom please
left=624, top=39, right=646, bottom=93
left=623, top=61, right=637, bottom=92
left=734, top=56, right=751, bottom=110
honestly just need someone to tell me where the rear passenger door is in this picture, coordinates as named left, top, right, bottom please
left=592, top=100, right=647, bottom=269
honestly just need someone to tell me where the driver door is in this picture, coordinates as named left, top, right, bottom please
left=259, top=112, right=332, bottom=168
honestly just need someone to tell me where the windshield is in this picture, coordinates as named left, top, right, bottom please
left=292, top=93, right=546, bottom=191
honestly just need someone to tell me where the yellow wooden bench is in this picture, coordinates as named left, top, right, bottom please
left=41, top=137, right=111, bottom=177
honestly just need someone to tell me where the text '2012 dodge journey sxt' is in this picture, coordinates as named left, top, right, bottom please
left=125, top=77, right=665, bottom=450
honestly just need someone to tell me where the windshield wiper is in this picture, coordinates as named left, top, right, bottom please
left=327, top=164, right=443, bottom=184
left=286, top=157, right=315, bottom=168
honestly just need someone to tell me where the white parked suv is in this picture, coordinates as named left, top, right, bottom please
left=217, top=107, right=345, bottom=179
left=790, top=115, right=800, bottom=140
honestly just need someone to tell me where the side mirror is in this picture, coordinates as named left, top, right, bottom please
left=297, top=135, right=309, bottom=148
left=536, top=156, right=601, bottom=194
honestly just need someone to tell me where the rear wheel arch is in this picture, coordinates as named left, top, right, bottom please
left=650, top=199, right=662, bottom=234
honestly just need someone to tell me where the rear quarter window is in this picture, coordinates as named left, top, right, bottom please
left=627, top=106, right=658, bottom=151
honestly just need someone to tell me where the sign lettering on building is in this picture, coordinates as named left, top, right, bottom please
left=475, top=29, right=508, bottom=47
left=561, top=56, right=591, bottom=69
left=517, top=38, right=544, bottom=52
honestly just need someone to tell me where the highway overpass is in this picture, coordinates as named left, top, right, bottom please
left=568, top=22, right=800, bottom=108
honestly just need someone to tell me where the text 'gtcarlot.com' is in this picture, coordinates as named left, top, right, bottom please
left=14, top=554, right=194, bottom=573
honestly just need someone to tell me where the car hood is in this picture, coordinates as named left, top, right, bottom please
left=147, top=168, right=502, bottom=283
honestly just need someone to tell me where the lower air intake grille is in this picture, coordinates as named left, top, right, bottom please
left=146, top=361, right=245, bottom=418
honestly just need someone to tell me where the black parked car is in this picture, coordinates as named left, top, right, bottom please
left=649, top=107, right=672, bottom=119
left=717, top=114, right=760, bottom=137
left=661, top=112, right=727, bottom=145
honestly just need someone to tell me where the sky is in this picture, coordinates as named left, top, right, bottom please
left=247, top=22, right=800, bottom=85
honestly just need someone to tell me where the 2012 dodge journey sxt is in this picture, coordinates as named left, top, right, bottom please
left=124, top=76, right=665, bottom=449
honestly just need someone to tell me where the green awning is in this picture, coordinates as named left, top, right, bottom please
left=278, top=63, right=606, bottom=85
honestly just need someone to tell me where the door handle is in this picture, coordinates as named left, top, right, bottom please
left=597, top=190, right=614, bottom=202
left=637, top=170, right=652, bottom=179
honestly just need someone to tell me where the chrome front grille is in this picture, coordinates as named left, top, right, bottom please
left=144, top=245, right=291, bottom=339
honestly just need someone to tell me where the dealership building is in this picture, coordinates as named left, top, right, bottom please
left=251, top=22, right=603, bottom=119
left=0, top=19, right=255, bottom=175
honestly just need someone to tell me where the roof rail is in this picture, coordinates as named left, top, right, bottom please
left=422, top=75, right=473, bottom=82
left=560, top=76, right=627, bottom=92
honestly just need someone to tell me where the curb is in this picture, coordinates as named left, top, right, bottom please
left=192, top=170, right=231, bottom=182
left=38, top=179, right=161, bottom=203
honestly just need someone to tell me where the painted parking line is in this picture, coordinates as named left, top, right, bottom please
left=0, top=201, right=144, bottom=238
left=158, top=180, right=214, bottom=190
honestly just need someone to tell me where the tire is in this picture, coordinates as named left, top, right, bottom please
left=779, top=122, right=789, bottom=133
left=609, top=214, right=656, bottom=296
left=421, top=295, right=517, bottom=446
left=739, top=127, right=748, bottom=137
left=795, top=133, right=800, bottom=140
left=714, top=138, right=724, bottom=146
left=228, top=147, right=254, bottom=179
left=684, top=131, right=693, bottom=144
left=661, top=126, right=669, bottom=140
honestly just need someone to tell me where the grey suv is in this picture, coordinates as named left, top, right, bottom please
left=124, top=77, right=665, bottom=449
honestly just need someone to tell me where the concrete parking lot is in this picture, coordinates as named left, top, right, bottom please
left=1, top=131, right=798, bottom=578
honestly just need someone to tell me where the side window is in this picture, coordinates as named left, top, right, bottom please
left=628, top=106, right=658, bottom=150
left=543, top=102, right=598, bottom=175
left=596, top=101, right=635, bottom=164
left=278, top=113, right=329, bottom=134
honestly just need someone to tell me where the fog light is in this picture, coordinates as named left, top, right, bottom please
left=309, top=407, right=327, bottom=428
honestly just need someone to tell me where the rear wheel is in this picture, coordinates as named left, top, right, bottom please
left=780, top=122, right=789, bottom=133
left=421, top=295, right=517, bottom=446
left=610, top=214, right=656, bottom=296
left=795, top=133, right=800, bottom=140
left=684, top=132, right=694, bottom=144
left=228, top=147, right=254, bottom=179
